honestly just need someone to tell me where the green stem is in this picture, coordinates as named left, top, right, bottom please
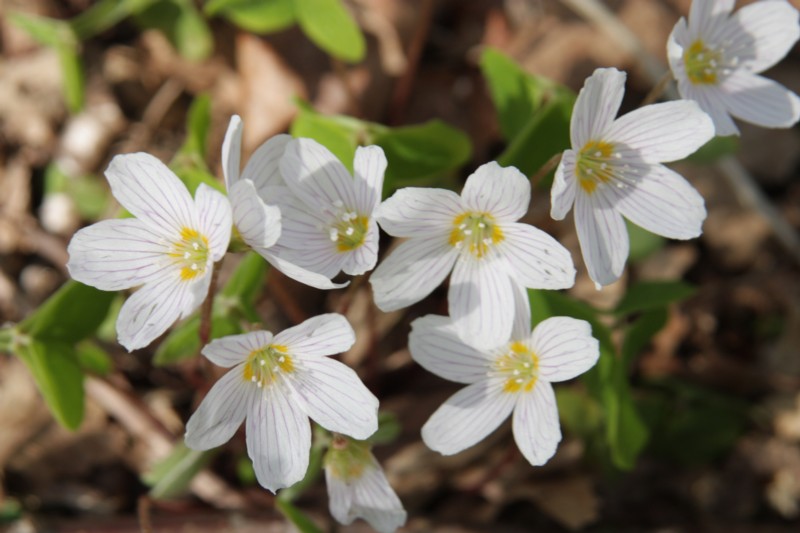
left=640, top=71, right=673, bottom=107
left=198, top=260, right=223, bottom=347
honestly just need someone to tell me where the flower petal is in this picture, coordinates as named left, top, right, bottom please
left=369, top=235, right=457, bottom=312
left=230, top=180, right=281, bottom=250
left=195, top=183, right=233, bottom=261
left=613, top=163, right=706, bottom=239
left=376, top=187, right=462, bottom=238
left=280, top=138, right=358, bottom=211
left=421, top=379, right=516, bottom=455
left=461, top=161, right=531, bottom=223
left=326, top=468, right=355, bottom=525
left=273, top=314, right=356, bottom=358
left=347, top=457, right=407, bottom=533
left=512, top=381, right=561, bottom=466
left=259, top=249, right=348, bottom=289
left=408, top=315, right=492, bottom=384
left=353, top=145, right=387, bottom=214
left=510, top=281, right=533, bottom=341
left=201, top=330, right=273, bottom=368
left=729, top=1, right=800, bottom=73
left=501, top=222, right=575, bottom=289
left=574, top=190, right=628, bottom=288
left=677, top=80, right=740, bottom=136
left=221, top=115, right=242, bottom=189
left=184, top=363, right=254, bottom=449
left=247, top=386, right=311, bottom=493
left=719, top=71, right=800, bottom=130
left=341, top=218, right=379, bottom=276
left=606, top=100, right=715, bottom=163
left=274, top=194, right=347, bottom=279
left=570, top=68, right=626, bottom=148
left=687, top=0, right=735, bottom=39
left=67, top=219, right=171, bottom=291
left=449, top=255, right=515, bottom=350
left=105, top=153, right=196, bottom=234
left=242, top=134, right=292, bottom=194
left=290, top=357, right=378, bottom=440
left=551, top=150, right=576, bottom=220
left=116, top=274, right=206, bottom=351
left=532, top=317, right=599, bottom=382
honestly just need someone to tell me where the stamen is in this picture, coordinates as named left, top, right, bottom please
left=448, top=212, right=504, bottom=259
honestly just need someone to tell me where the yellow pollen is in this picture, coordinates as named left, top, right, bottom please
left=684, top=40, right=722, bottom=85
left=329, top=213, right=369, bottom=252
left=576, top=140, right=616, bottom=194
left=170, top=227, right=210, bottom=281
left=494, top=341, right=539, bottom=394
left=449, top=212, right=504, bottom=258
left=242, top=344, right=295, bottom=387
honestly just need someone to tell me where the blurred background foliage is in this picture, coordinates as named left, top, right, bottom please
left=1, top=0, right=799, bottom=531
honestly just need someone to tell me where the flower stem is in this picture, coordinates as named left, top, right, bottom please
left=336, top=274, right=367, bottom=315
left=640, top=71, right=673, bottom=107
left=199, top=260, right=223, bottom=347
left=530, top=153, right=562, bottom=188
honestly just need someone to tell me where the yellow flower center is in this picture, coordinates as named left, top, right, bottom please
left=684, top=40, right=723, bottom=85
left=329, top=209, right=369, bottom=252
left=449, top=212, right=504, bottom=258
left=170, top=227, right=210, bottom=281
left=242, top=344, right=295, bottom=387
left=495, top=341, right=539, bottom=394
left=576, top=140, right=621, bottom=194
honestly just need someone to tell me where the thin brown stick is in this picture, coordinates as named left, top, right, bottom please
left=388, top=0, right=436, bottom=124
left=137, top=496, right=153, bottom=533
left=640, top=71, right=673, bottom=107
left=530, top=153, right=562, bottom=188
left=86, top=376, right=250, bottom=509
left=335, top=275, right=367, bottom=315
left=332, top=59, right=360, bottom=118
left=122, top=77, right=185, bottom=152
left=463, top=439, right=520, bottom=493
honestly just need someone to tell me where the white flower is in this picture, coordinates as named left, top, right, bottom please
left=67, top=153, right=231, bottom=351
left=324, top=435, right=407, bottom=533
left=668, top=0, right=800, bottom=136
left=221, top=116, right=347, bottom=289
left=184, top=314, right=379, bottom=493
left=552, top=67, right=714, bottom=288
left=371, top=161, right=575, bottom=350
left=409, top=286, right=599, bottom=466
left=274, top=137, right=385, bottom=279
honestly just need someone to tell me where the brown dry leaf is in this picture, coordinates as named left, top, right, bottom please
left=505, top=475, right=599, bottom=531
left=637, top=244, right=698, bottom=281
left=236, top=33, right=306, bottom=152
left=703, top=208, right=771, bottom=269
left=0, top=49, right=65, bottom=153
left=0, top=358, right=52, bottom=469
left=139, top=30, right=228, bottom=95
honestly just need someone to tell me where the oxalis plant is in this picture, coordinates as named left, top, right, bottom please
left=2, top=0, right=800, bottom=531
